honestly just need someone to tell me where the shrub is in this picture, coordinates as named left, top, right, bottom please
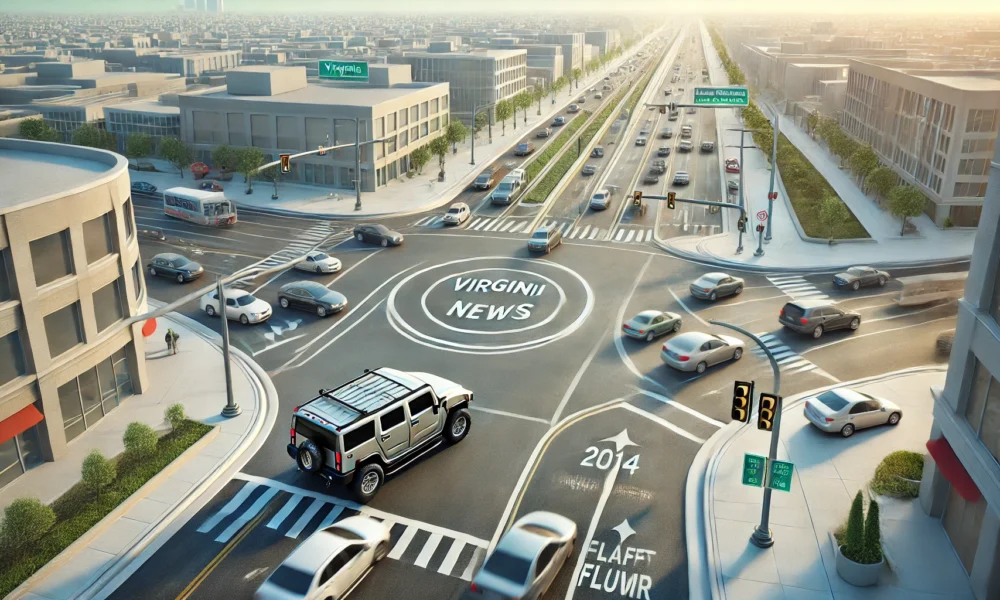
left=164, top=403, right=187, bottom=431
left=863, top=498, right=883, bottom=564
left=81, top=450, right=116, bottom=494
left=843, top=490, right=865, bottom=562
left=122, top=422, right=158, bottom=458
left=870, top=450, right=924, bottom=498
left=944, top=217, right=954, bottom=228
left=0, top=498, right=56, bottom=551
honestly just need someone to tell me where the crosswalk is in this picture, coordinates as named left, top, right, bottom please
left=752, top=332, right=821, bottom=375
left=196, top=479, right=488, bottom=581
left=659, top=223, right=722, bottom=235
left=411, top=214, right=653, bottom=245
left=231, top=223, right=337, bottom=289
left=766, top=275, right=830, bottom=301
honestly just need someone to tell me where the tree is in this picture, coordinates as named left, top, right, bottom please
left=82, top=449, right=116, bottom=494
left=819, top=196, right=851, bottom=240
left=236, top=146, right=265, bottom=193
left=514, top=90, right=532, bottom=124
left=862, top=498, right=883, bottom=564
left=0, top=498, right=55, bottom=552
left=211, top=144, right=239, bottom=173
left=18, top=117, right=60, bottom=142
left=124, top=133, right=152, bottom=169
left=410, top=144, right=431, bottom=175
left=533, top=84, right=546, bottom=115
left=159, top=137, right=194, bottom=179
left=888, top=185, right=926, bottom=235
left=474, top=111, right=488, bottom=138
left=867, top=166, right=896, bottom=199
left=848, top=145, right=879, bottom=187
left=571, top=67, right=583, bottom=90
left=429, top=136, right=449, bottom=179
left=805, top=111, right=819, bottom=139
left=843, top=491, right=865, bottom=562
left=71, top=124, right=116, bottom=151
left=495, top=99, right=513, bottom=136
left=445, top=120, right=467, bottom=153
left=260, top=164, right=280, bottom=198
left=164, top=403, right=186, bottom=431
left=123, top=421, right=158, bottom=458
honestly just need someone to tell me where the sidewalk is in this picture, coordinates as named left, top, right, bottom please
left=130, top=41, right=653, bottom=220
left=689, top=367, right=976, bottom=600
left=658, top=23, right=974, bottom=272
left=2, top=303, right=277, bottom=600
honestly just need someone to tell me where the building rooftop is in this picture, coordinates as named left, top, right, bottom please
left=105, top=100, right=180, bottom=115
left=0, top=141, right=121, bottom=213
left=201, top=81, right=446, bottom=107
left=399, top=48, right=525, bottom=59
left=916, top=75, right=1000, bottom=90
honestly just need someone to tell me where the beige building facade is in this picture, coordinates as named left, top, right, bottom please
left=0, top=138, right=147, bottom=490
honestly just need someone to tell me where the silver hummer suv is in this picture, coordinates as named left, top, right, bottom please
left=287, top=367, right=474, bottom=503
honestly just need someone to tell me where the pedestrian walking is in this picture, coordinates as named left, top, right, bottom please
left=165, top=329, right=180, bottom=355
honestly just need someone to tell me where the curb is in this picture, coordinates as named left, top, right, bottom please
left=75, top=303, right=279, bottom=600
left=685, top=365, right=947, bottom=600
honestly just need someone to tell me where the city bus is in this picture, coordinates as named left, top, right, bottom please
left=894, top=272, right=967, bottom=307
left=163, top=187, right=237, bottom=227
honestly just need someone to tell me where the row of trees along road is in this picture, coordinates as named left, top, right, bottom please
left=808, top=114, right=929, bottom=234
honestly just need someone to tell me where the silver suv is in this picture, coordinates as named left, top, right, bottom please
left=288, top=368, right=474, bottom=503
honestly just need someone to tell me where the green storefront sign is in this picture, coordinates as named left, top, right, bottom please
left=693, top=86, right=749, bottom=107
left=767, top=459, right=794, bottom=492
left=741, top=453, right=766, bottom=488
left=318, top=60, right=369, bottom=82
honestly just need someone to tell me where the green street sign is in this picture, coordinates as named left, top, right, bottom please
left=767, top=459, right=794, bottom=492
left=742, top=453, right=766, bottom=488
left=318, top=60, right=369, bottom=82
left=693, top=86, right=749, bottom=107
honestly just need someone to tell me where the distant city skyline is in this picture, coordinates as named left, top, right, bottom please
left=0, top=0, right=999, bottom=13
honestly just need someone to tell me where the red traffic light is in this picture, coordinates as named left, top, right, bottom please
left=768, top=192, right=778, bottom=200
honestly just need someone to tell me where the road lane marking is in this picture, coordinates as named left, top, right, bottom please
left=620, top=403, right=706, bottom=444
left=866, top=300, right=954, bottom=323
left=415, top=533, right=443, bottom=568
left=438, top=539, right=467, bottom=575
left=580, top=224, right=591, bottom=239
left=461, top=548, right=485, bottom=581
left=499, top=220, right=515, bottom=232
left=668, top=288, right=710, bottom=327
left=470, top=405, right=550, bottom=425
left=177, top=506, right=270, bottom=600
left=196, top=483, right=258, bottom=533
left=631, top=388, right=724, bottom=427
left=801, top=315, right=955, bottom=355
left=615, top=228, right=625, bottom=241
left=286, top=498, right=323, bottom=539
left=589, top=227, right=601, bottom=239
left=625, top=229, right=636, bottom=242
left=326, top=248, right=384, bottom=289
left=388, top=525, right=419, bottom=560
left=508, top=221, right=525, bottom=233
left=549, top=305, right=618, bottom=426
left=317, top=505, right=345, bottom=530
left=565, top=453, right=623, bottom=600
left=266, top=493, right=303, bottom=530
left=215, top=487, right=280, bottom=543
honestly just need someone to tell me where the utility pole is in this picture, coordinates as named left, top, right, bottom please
left=727, top=128, right=759, bottom=255
left=762, top=105, right=779, bottom=242
left=470, top=102, right=495, bottom=165
left=354, top=118, right=362, bottom=211
left=216, top=277, right=241, bottom=418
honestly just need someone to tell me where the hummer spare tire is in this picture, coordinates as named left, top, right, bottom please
left=296, top=440, right=323, bottom=473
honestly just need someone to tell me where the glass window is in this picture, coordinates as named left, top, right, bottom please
left=79, top=367, right=103, bottom=427
left=380, top=406, right=405, bottom=430
left=18, top=416, right=44, bottom=471
left=59, top=378, right=86, bottom=442
left=83, top=213, right=114, bottom=263
left=132, top=261, right=143, bottom=299
left=0, top=247, right=12, bottom=303
left=30, top=230, right=74, bottom=286
left=114, top=346, right=133, bottom=398
left=93, top=278, right=125, bottom=332
left=980, top=374, right=1000, bottom=465
left=965, top=360, right=991, bottom=432
left=268, top=566, right=313, bottom=595
left=0, top=438, right=22, bottom=490
left=942, top=484, right=986, bottom=574
left=343, top=420, right=375, bottom=451
left=408, top=392, right=434, bottom=416
left=45, top=302, right=84, bottom=359
left=123, top=199, right=134, bottom=240
left=98, top=357, right=118, bottom=414
left=481, top=550, right=531, bottom=584
left=410, top=106, right=419, bottom=122
left=0, top=330, right=27, bottom=387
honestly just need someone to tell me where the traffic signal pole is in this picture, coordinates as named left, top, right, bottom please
left=710, top=320, right=782, bottom=548
left=636, top=193, right=747, bottom=253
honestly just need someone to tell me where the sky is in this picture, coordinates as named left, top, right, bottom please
left=0, top=0, right=998, bottom=13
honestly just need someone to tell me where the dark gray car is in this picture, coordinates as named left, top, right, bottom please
left=834, top=266, right=890, bottom=291
left=278, top=281, right=348, bottom=317
left=780, top=299, right=862, bottom=338
left=354, top=224, right=403, bottom=247
left=689, top=272, right=744, bottom=301
left=147, top=253, right=204, bottom=283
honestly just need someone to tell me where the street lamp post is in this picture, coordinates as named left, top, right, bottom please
left=727, top=128, right=759, bottom=255
left=216, top=277, right=241, bottom=417
left=470, top=102, right=495, bottom=165
left=761, top=104, right=780, bottom=242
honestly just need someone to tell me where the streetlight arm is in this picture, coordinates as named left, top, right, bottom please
left=707, top=320, right=780, bottom=396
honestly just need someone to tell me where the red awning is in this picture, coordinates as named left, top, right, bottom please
left=0, top=404, right=44, bottom=446
left=927, top=437, right=981, bottom=502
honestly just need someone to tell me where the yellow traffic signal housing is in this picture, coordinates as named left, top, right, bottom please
left=659, top=106, right=666, bottom=114
left=280, top=154, right=291, bottom=174
left=633, top=190, right=642, bottom=206
left=757, top=393, right=780, bottom=431
left=667, top=191, right=676, bottom=210
left=732, top=380, right=753, bottom=423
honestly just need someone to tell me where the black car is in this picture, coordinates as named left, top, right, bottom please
left=131, top=181, right=157, bottom=194
left=147, top=253, right=204, bottom=283
left=591, top=147, right=605, bottom=158
left=354, top=223, right=403, bottom=247
left=643, top=174, right=660, bottom=185
left=277, top=281, right=348, bottom=318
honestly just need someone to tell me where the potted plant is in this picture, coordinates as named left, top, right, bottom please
left=836, top=491, right=884, bottom=586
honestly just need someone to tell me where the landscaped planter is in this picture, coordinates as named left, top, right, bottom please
left=836, top=545, right=883, bottom=587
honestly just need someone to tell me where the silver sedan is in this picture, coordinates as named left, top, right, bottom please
left=803, top=388, right=903, bottom=437
left=294, top=250, right=342, bottom=274
left=661, top=331, right=745, bottom=373
left=689, top=272, right=744, bottom=301
left=623, top=310, right=682, bottom=341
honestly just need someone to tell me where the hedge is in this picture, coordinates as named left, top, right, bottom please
left=524, top=111, right=591, bottom=182
left=870, top=450, right=924, bottom=499
left=0, top=420, right=212, bottom=597
left=523, top=53, right=660, bottom=204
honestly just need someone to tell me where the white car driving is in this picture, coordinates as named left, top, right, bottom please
left=442, top=202, right=471, bottom=225
left=200, top=289, right=272, bottom=324
left=294, top=250, right=342, bottom=274
left=254, top=516, right=391, bottom=600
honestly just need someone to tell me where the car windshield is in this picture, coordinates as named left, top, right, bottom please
left=594, top=193, right=606, bottom=200
left=847, top=267, right=866, bottom=276
left=447, top=207, right=462, bottom=214
left=236, top=295, right=257, bottom=307
left=816, top=390, right=850, bottom=411
left=300, top=282, right=328, bottom=296
left=311, top=253, right=330, bottom=261
left=267, top=565, right=313, bottom=595
left=475, top=174, right=489, bottom=181
left=532, top=230, right=548, bottom=239
left=374, top=225, right=389, bottom=234
left=481, top=550, right=532, bottom=585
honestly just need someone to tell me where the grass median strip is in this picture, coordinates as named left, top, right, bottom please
left=0, top=419, right=213, bottom=597
left=524, top=110, right=591, bottom=182
left=523, top=59, right=661, bottom=204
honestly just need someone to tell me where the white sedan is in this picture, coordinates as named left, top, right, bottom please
left=200, top=289, right=272, bottom=325
left=294, top=250, right=342, bottom=274
left=661, top=331, right=744, bottom=373
left=254, top=516, right=390, bottom=600
left=442, top=202, right=471, bottom=225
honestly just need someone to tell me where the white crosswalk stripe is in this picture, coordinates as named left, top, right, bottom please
left=751, top=333, right=818, bottom=374
left=231, top=223, right=334, bottom=288
left=608, top=227, right=653, bottom=244
left=197, top=481, right=488, bottom=580
left=766, top=275, right=830, bottom=301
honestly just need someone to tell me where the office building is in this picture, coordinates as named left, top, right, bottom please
left=840, top=60, right=1000, bottom=227
left=540, top=32, right=585, bottom=76
left=389, top=48, right=526, bottom=125
left=0, top=138, right=147, bottom=490
left=585, top=30, right=621, bottom=56
left=178, top=65, right=449, bottom=191
left=917, top=138, right=1000, bottom=600
left=104, top=101, right=181, bottom=155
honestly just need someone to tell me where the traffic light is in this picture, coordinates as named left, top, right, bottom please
left=737, top=217, right=746, bottom=232
left=669, top=102, right=676, bottom=111
left=633, top=190, right=642, bottom=206
left=757, top=393, right=780, bottom=431
left=667, top=191, right=676, bottom=210
left=318, top=145, right=327, bottom=157
left=280, top=154, right=291, bottom=174
left=732, top=380, right=754, bottom=423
